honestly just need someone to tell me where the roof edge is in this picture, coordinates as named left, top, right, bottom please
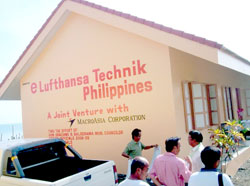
left=220, top=46, right=250, bottom=64
left=0, top=0, right=66, bottom=89
left=70, top=0, right=223, bottom=50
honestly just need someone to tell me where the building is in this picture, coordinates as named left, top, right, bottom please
left=1, top=0, right=250, bottom=174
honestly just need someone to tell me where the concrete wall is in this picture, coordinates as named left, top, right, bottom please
left=169, top=47, right=250, bottom=157
left=20, top=13, right=177, bottom=173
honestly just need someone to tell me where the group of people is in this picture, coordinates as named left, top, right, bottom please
left=119, top=128, right=234, bottom=186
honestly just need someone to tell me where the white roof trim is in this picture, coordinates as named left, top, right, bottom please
left=218, top=48, right=250, bottom=76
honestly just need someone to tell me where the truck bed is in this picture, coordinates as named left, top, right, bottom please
left=0, top=139, right=118, bottom=185
left=23, top=157, right=106, bottom=182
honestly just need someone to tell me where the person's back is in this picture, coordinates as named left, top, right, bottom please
left=188, top=171, right=233, bottom=186
left=151, top=153, right=190, bottom=186
left=188, top=146, right=234, bottom=186
left=150, top=137, right=192, bottom=186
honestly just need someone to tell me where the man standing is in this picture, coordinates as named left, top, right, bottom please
left=118, top=156, right=150, bottom=186
left=122, top=128, right=158, bottom=178
left=149, top=137, right=192, bottom=186
left=188, top=146, right=234, bottom=186
left=186, top=130, right=205, bottom=172
left=122, top=128, right=157, bottom=159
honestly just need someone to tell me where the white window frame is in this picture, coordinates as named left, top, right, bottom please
left=222, top=87, right=234, bottom=121
left=245, top=89, right=250, bottom=116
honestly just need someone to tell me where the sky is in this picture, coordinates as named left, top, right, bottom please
left=1, top=0, right=250, bottom=124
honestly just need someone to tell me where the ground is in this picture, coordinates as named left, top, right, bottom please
left=232, top=158, right=250, bottom=186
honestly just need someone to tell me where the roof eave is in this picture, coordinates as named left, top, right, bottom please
left=220, top=46, right=250, bottom=64
left=0, top=0, right=69, bottom=100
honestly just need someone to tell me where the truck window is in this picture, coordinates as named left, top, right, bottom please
left=17, top=142, right=67, bottom=169
left=6, top=157, right=16, bottom=175
left=65, top=147, right=75, bottom=157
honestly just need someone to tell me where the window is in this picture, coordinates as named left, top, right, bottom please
left=222, top=87, right=234, bottom=120
left=245, top=89, right=250, bottom=116
left=236, top=88, right=243, bottom=120
left=182, top=82, right=219, bottom=131
left=236, top=88, right=242, bottom=110
left=207, top=85, right=219, bottom=125
left=6, top=157, right=16, bottom=175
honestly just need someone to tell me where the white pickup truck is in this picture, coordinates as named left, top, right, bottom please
left=0, top=138, right=118, bottom=186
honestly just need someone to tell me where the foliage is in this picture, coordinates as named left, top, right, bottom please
left=241, top=127, right=250, bottom=135
left=209, top=120, right=245, bottom=168
left=239, top=120, right=250, bottom=138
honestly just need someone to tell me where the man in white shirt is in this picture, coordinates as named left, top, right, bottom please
left=119, top=156, right=150, bottom=186
left=186, top=130, right=204, bottom=172
left=188, top=146, right=234, bottom=186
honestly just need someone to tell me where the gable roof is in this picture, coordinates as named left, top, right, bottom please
left=0, top=0, right=248, bottom=100
left=71, top=0, right=223, bottom=49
